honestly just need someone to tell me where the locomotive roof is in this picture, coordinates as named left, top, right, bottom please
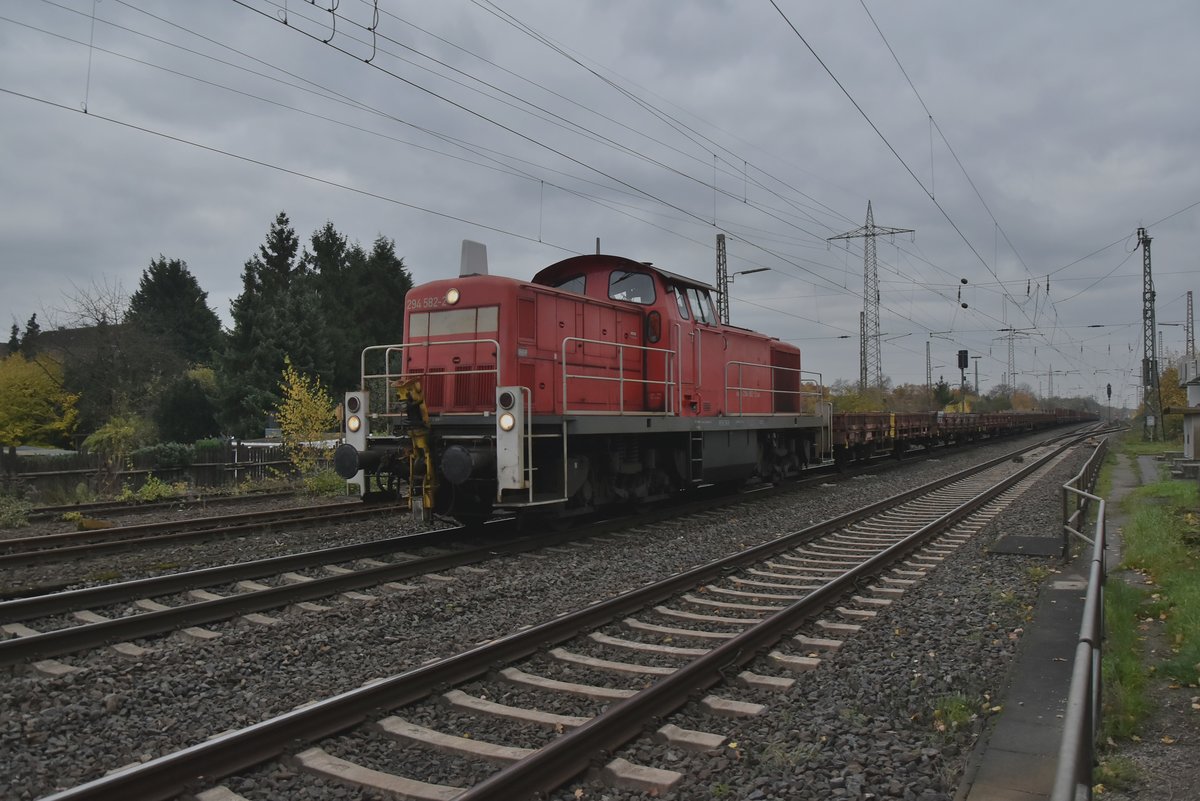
left=533, top=254, right=717, bottom=293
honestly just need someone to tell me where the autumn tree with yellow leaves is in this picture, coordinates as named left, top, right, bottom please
left=275, top=356, right=337, bottom=477
left=0, top=354, right=78, bottom=453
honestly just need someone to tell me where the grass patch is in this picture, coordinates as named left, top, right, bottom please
left=1117, top=431, right=1183, bottom=457
left=1026, top=564, right=1052, bottom=583
left=1104, top=474, right=1200, bottom=742
left=1094, top=755, right=1139, bottom=791
left=761, top=740, right=820, bottom=768
left=931, top=694, right=975, bottom=734
left=1101, top=580, right=1152, bottom=739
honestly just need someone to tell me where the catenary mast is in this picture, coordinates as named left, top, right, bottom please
left=829, top=202, right=913, bottom=391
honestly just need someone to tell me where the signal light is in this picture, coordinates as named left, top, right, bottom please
left=347, top=415, right=361, bottom=433
left=496, top=386, right=526, bottom=490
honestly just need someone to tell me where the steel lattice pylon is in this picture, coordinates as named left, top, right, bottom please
left=1139, top=227, right=1162, bottom=441
left=829, top=201, right=913, bottom=391
left=715, top=234, right=729, bottom=325
left=1187, top=290, right=1195, bottom=357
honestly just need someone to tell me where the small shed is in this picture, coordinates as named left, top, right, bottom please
left=1177, top=358, right=1200, bottom=460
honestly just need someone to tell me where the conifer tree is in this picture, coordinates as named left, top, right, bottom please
left=125, top=256, right=222, bottom=364
left=19, top=314, right=40, bottom=358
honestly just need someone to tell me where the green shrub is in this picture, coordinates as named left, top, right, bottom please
left=304, top=469, right=346, bottom=497
left=119, top=476, right=182, bottom=503
left=132, top=442, right=194, bottom=469
left=0, top=494, right=33, bottom=528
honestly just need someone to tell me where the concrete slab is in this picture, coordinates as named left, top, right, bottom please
left=990, top=535, right=1062, bottom=557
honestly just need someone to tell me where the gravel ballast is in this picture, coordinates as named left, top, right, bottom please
left=0, top=432, right=1093, bottom=800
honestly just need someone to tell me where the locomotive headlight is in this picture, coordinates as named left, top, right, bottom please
left=498, top=412, right=516, bottom=432
left=445, top=287, right=460, bottom=305
left=347, top=415, right=362, bottom=433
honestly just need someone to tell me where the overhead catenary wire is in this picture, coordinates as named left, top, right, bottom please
left=10, top=2, right=1186, bottom=397
left=32, top=0, right=1025, bottom=338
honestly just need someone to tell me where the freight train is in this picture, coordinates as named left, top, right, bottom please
left=333, top=243, right=1091, bottom=525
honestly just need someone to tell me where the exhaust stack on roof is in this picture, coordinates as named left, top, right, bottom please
left=460, top=240, right=488, bottom=276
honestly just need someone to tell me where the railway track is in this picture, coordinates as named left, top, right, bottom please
left=26, top=491, right=301, bottom=522
left=33, top=431, right=1091, bottom=801
left=0, top=430, right=1092, bottom=668
left=0, top=501, right=400, bottom=569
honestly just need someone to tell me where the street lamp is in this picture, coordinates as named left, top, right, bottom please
left=719, top=268, right=769, bottom=325
left=730, top=268, right=769, bottom=282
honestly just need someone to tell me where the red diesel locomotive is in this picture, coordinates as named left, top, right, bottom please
left=333, top=243, right=1094, bottom=525
left=334, top=243, right=828, bottom=524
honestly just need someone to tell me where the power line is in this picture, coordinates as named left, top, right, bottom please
left=768, top=0, right=1079, bottom=358
left=0, top=85, right=580, bottom=253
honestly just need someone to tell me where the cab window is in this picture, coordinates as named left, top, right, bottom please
left=686, top=287, right=716, bottom=325
left=672, top=285, right=690, bottom=319
left=554, top=274, right=586, bottom=294
left=608, top=270, right=656, bottom=304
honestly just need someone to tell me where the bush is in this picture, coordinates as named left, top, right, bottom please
left=0, top=494, right=33, bottom=528
left=304, top=469, right=346, bottom=497
left=118, top=476, right=183, bottom=503
left=132, top=442, right=194, bottom=469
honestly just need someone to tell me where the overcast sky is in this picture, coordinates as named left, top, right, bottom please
left=3, top=1, right=1197, bottom=408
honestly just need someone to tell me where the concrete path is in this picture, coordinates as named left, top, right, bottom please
left=957, top=449, right=1140, bottom=800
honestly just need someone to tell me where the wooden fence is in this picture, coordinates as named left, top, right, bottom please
left=5, top=443, right=295, bottom=499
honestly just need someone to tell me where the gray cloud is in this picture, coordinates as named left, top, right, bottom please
left=2, top=0, right=1196, bottom=407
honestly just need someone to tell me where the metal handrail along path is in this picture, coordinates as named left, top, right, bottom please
left=1052, top=435, right=1110, bottom=801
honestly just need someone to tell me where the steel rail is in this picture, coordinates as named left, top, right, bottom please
left=4, top=501, right=370, bottom=552
left=0, top=439, right=1010, bottom=654
left=37, top=434, right=1086, bottom=801
left=27, top=491, right=300, bottom=521
left=2, top=428, right=1062, bottom=614
left=458, top=437, right=1071, bottom=799
left=0, top=530, right=553, bottom=665
left=0, top=526, right=472, bottom=624
left=0, top=504, right=400, bottom=568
